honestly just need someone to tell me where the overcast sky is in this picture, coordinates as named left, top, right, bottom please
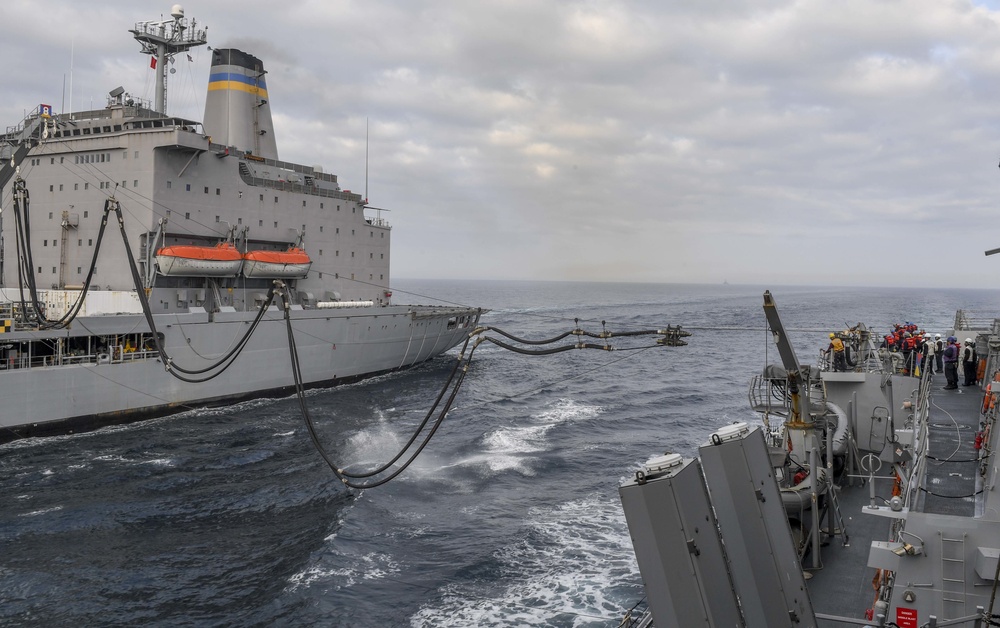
left=4, top=0, right=1000, bottom=287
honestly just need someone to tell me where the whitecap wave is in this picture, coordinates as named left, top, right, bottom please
left=470, top=398, right=603, bottom=476
left=410, top=495, right=640, bottom=626
left=19, top=505, right=64, bottom=517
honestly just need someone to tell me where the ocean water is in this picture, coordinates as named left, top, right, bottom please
left=3, top=281, right=1000, bottom=626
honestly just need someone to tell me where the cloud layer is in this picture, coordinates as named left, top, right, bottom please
left=3, top=0, right=1000, bottom=286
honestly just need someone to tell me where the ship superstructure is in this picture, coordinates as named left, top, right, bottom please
left=0, top=7, right=480, bottom=441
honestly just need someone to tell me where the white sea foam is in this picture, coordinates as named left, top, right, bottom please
left=286, top=551, right=400, bottom=591
left=19, top=505, right=64, bottom=517
left=470, top=398, right=603, bottom=476
left=410, top=495, right=640, bottom=627
left=140, top=457, right=175, bottom=467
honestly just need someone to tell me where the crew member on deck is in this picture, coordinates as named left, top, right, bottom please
left=963, top=338, right=978, bottom=386
left=827, top=333, right=847, bottom=372
left=943, top=336, right=960, bottom=390
left=922, top=334, right=936, bottom=375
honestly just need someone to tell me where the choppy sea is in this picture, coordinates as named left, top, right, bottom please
left=4, top=281, right=1000, bottom=626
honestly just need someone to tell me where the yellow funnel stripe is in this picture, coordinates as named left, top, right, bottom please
left=207, top=81, right=269, bottom=98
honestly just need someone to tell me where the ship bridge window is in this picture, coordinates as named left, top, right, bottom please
left=84, top=210, right=88, bottom=218
left=186, top=184, right=191, bottom=191
left=83, top=128, right=90, bottom=135
left=259, top=220, right=263, bottom=227
left=50, top=157, right=54, bottom=164
left=204, top=187, right=209, bottom=194
left=185, top=212, right=190, bottom=220
left=215, top=188, right=220, bottom=195
left=274, top=221, right=278, bottom=228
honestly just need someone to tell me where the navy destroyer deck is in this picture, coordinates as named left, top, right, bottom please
left=806, top=378, right=985, bottom=624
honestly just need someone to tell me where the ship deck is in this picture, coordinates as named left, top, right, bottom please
left=806, top=375, right=983, bottom=625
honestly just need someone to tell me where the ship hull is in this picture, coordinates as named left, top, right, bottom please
left=0, top=304, right=480, bottom=442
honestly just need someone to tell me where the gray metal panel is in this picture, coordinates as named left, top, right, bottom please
left=619, top=458, right=744, bottom=628
left=699, top=427, right=816, bottom=627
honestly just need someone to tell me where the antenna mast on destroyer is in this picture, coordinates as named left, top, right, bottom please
left=129, top=5, right=208, bottom=114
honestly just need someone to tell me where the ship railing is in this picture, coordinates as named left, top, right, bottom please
left=1, top=348, right=158, bottom=371
left=954, top=309, right=998, bottom=332
left=817, top=611, right=987, bottom=626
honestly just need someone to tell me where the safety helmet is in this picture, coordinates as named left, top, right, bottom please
left=935, top=333, right=941, bottom=339
left=948, top=336, right=957, bottom=343
left=829, top=333, right=835, bottom=338
left=966, top=338, right=973, bottom=344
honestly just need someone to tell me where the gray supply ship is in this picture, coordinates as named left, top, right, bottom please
left=0, top=6, right=480, bottom=442
left=619, top=292, right=1000, bottom=627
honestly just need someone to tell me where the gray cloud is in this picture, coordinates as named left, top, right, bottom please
left=4, top=0, right=1000, bottom=286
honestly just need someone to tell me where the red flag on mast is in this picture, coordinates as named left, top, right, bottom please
left=150, top=57, right=157, bottom=69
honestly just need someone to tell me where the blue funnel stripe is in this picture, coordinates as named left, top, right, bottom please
left=207, top=72, right=268, bottom=98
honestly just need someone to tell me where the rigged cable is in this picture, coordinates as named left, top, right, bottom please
left=288, top=318, right=688, bottom=489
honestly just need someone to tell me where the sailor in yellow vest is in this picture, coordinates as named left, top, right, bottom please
left=827, top=333, right=847, bottom=372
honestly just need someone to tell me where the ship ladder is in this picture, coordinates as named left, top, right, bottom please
left=862, top=347, right=882, bottom=373
left=822, top=480, right=849, bottom=547
left=940, top=533, right=968, bottom=618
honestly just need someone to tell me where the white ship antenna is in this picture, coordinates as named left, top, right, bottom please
left=365, top=117, right=369, bottom=204
left=130, top=5, right=208, bottom=114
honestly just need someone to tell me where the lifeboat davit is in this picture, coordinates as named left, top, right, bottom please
left=243, top=247, right=312, bottom=279
left=155, top=243, right=244, bottom=277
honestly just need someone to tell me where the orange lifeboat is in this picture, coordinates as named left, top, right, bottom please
left=155, top=242, right=244, bottom=277
left=243, top=247, right=312, bottom=279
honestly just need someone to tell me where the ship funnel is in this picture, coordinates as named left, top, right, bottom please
left=203, top=48, right=278, bottom=160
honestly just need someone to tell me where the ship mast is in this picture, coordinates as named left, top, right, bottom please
left=129, top=5, right=208, bottom=114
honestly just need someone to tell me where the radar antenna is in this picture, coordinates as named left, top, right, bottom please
left=129, top=5, right=208, bottom=114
